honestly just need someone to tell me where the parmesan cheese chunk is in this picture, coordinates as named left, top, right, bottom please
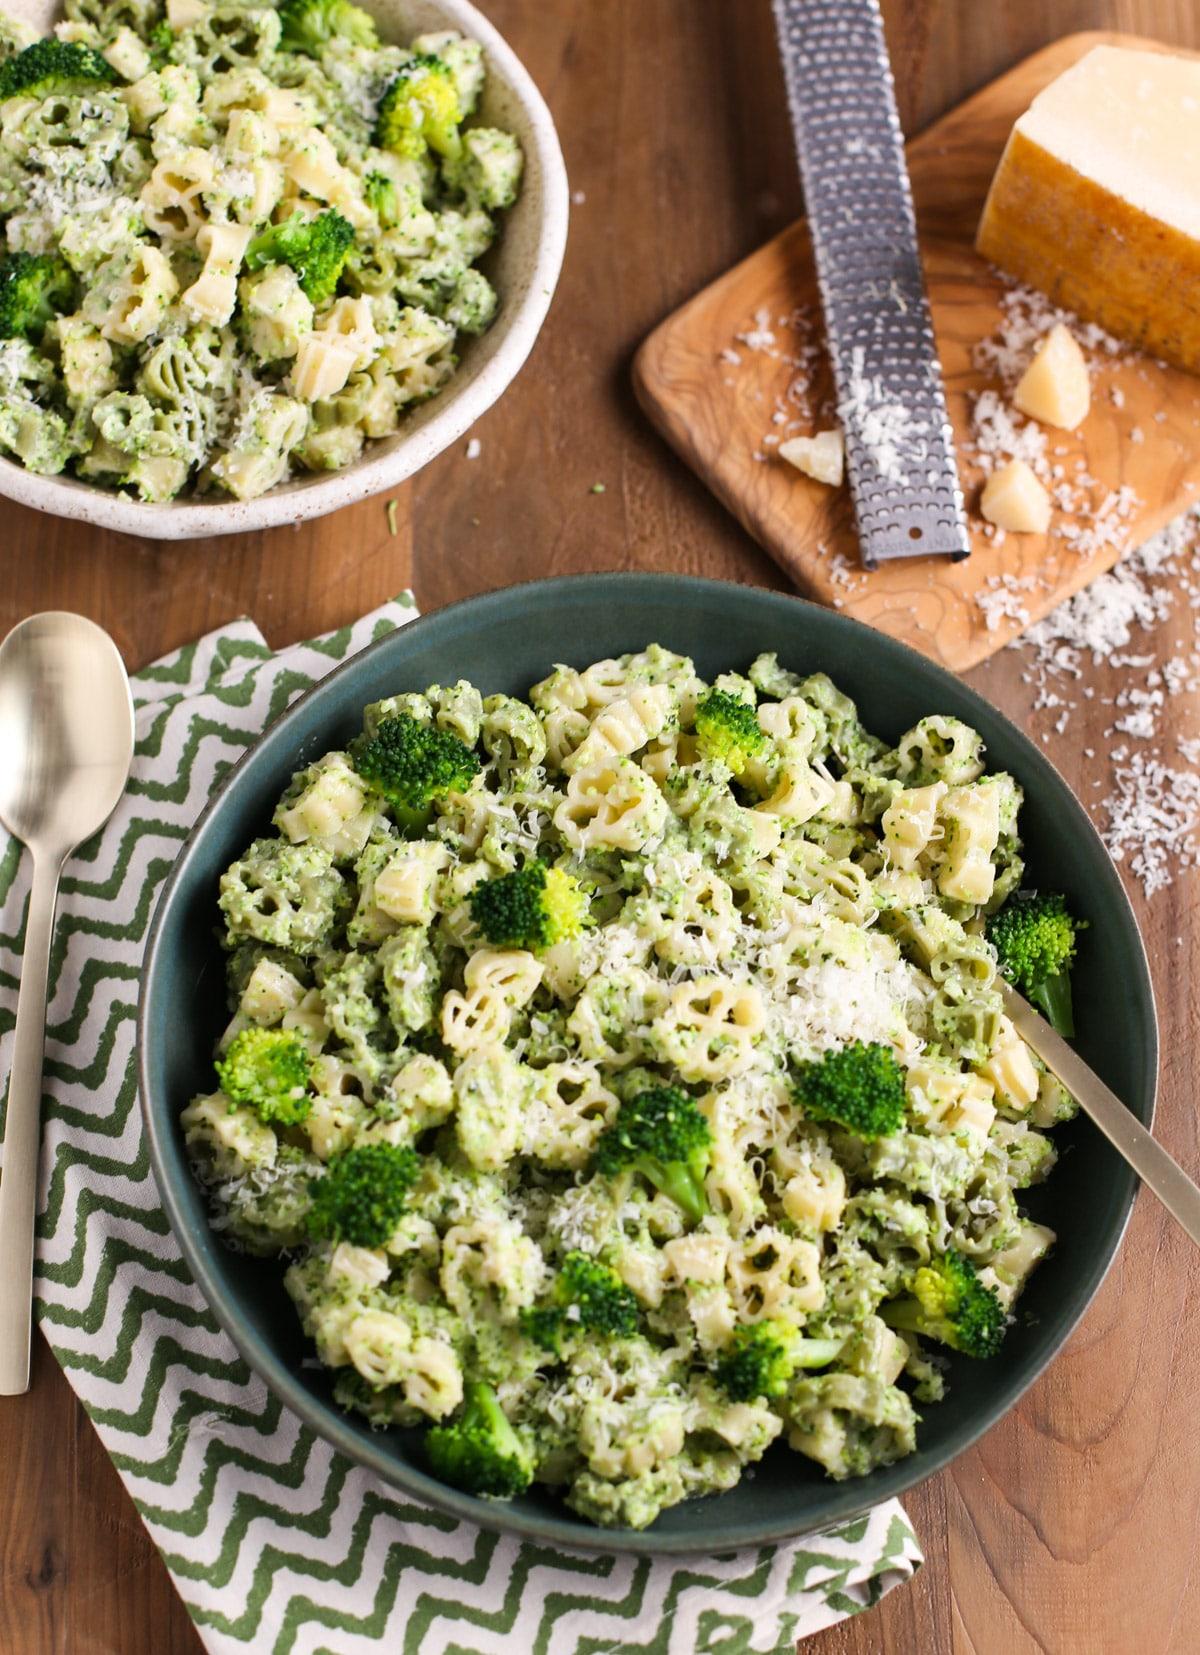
left=779, top=429, right=844, bottom=487
left=980, top=460, right=1051, bottom=534
left=977, top=45, right=1200, bottom=371
left=1013, top=323, right=1090, bottom=430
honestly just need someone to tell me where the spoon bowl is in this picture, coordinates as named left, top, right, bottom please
left=0, top=613, right=135, bottom=857
left=0, top=612, right=134, bottom=1395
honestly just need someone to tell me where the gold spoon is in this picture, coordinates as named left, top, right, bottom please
left=0, top=613, right=133, bottom=1395
left=1001, top=982, right=1200, bottom=1246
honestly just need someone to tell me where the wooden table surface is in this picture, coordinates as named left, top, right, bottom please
left=1, top=2, right=1198, bottom=1650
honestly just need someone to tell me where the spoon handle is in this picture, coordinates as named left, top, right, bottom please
left=0, top=852, right=62, bottom=1395
left=1000, top=982, right=1200, bottom=1248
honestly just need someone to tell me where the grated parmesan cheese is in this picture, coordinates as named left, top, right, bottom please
left=837, top=345, right=926, bottom=483
left=999, top=507, right=1200, bottom=896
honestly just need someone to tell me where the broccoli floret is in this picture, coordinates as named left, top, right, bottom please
left=351, top=711, right=480, bottom=831
left=519, top=1304, right=566, bottom=1354
left=520, top=1253, right=640, bottom=1351
left=882, top=1249, right=1007, bottom=1358
left=792, top=1041, right=906, bottom=1141
left=307, top=1142, right=420, bottom=1247
left=693, top=687, right=765, bottom=776
left=364, top=170, right=398, bottom=227
left=987, top=890, right=1085, bottom=1037
left=425, top=1379, right=534, bottom=1498
left=148, top=20, right=175, bottom=68
left=215, top=1027, right=312, bottom=1125
left=469, top=861, right=590, bottom=952
left=376, top=54, right=463, bottom=161
left=0, top=38, right=118, bottom=102
left=278, top=0, right=379, bottom=55
left=556, top=1250, right=640, bottom=1337
left=0, top=253, right=74, bottom=342
left=714, top=1319, right=845, bottom=1401
left=244, top=211, right=354, bottom=306
left=593, top=1085, right=712, bottom=1224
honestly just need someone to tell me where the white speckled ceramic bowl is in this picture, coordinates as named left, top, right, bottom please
left=2, top=0, right=569, bottom=538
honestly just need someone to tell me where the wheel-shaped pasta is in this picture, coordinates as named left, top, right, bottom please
left=304, top=1076, right=369, bottom=1162
left=881, top=782, right=947, bottom=871
left=541, top=703, right=590, bottom=771
left=652, top=869, right=740, bottom=967
left=523, top=1059, right=619, bottom=1169
left=562, top=682, right=675, bottom=774
left=181, top=1092, right=276, bottom=1179
left=373, top=840, right=450, bottom=925
left=554, top=757, right=669, bottom=852
left=400, top=1337, right=464, bottom=1420
left=977, top=1016, right=1040, bottom=1112
left=774, top=840, right=875, bottom=925
left=896, top=714, right=985, bottom=787
left=182, top=220, right=253, bottom=325
left=780, top=1159, right=847, bottom=1232
left=726, top=1227, right=825, bottom=1319
left=578, top=656, right=632, bottom=709
left=275, top=752, right=374, bottom=860
left=88, top=246, right=180, bottom=346
left=936, top=781, right=1002, bottom=904
left=345, top=1310, right=415, bottom=1386
left=452, top=1046, right=526, bottom=1170
left=704, top=1135, right=766, bottom=1232
left=567, top=968, right=667, bottom=1068
left=755, top=760, right=836, bottom=824
left=757, top=695, right=822, bottom=757
left=652, top=978, right=766, bottom=1081
left=907, top=1059, right=997, bottom=1143
left=238, top=957, right=305, bottom=1026
left=441, top=987, right=511, bottom=1055
left=464, top=946, right=544, bottom=1007
left=530, top=664, right=587, bottom=713
left=139, top=146, right=214, bottom=241
left=440, top=1217, right=544, bottom=1323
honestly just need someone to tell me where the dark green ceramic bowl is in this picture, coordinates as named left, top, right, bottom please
left=138, top=574, right=1157, bottom=1553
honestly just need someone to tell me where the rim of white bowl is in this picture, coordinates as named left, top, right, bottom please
left=0, top=0, right=569, bottom=540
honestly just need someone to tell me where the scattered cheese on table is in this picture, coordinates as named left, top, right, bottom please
left=977, top=45, right=1200, bottom=372
left=1013, top=323, right=1090, bottom=430
left=980, top=459, right=1052, bottom=533
left=778, top=429, right=844, bottom=486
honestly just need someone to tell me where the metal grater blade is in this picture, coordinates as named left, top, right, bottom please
left=771, top=0, right=970, bottom=568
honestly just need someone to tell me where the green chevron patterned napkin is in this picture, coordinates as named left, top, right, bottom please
left=1, top=596, right=922, bottom=1654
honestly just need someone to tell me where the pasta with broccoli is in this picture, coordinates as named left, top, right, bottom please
left=185, top=646, right=1084, bottom=1529
left=0, top=0, right=522, bottom=499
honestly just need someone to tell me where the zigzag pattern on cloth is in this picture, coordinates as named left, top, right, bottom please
left=0, top=598, right=920, bottom=1655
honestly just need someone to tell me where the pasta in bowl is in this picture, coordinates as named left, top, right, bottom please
left=185, top=646, right=1058, bottom=1527
left=140, top=576, right=1155, bottom=1550
left=0, top=0, right=567, bottom=534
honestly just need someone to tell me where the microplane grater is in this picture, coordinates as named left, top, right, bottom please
left=771, top=0, right=970, bottom=567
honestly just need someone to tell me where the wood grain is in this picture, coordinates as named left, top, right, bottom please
left=634, top=31, right=1200, bottom=672
left=0, top=4, right=1198, bottom=1653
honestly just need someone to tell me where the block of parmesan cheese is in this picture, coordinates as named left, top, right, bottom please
left=977, top=45, right=1200, bottom=372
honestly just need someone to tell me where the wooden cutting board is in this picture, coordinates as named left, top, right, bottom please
left=633, top=31, right=1200, bottom=671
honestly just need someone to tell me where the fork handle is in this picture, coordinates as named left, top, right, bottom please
left=0, top=853, right=62, bottom=1395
